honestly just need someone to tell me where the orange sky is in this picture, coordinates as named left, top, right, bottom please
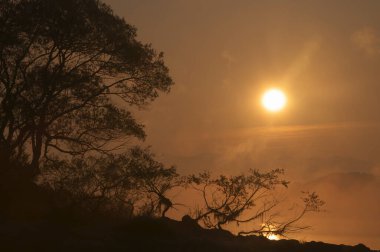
left=104, top=0, right=380, bottom=249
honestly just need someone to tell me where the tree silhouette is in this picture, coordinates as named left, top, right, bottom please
left=41, top=147, right=181, bottom=218
left=188, top=169, right=324, bottom=238
left=0, top=0, right=172, bottom=177
left=0, top=0, right=326, bottom=243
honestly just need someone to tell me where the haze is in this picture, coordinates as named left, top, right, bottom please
left=104, top=0, right=380, bottom=248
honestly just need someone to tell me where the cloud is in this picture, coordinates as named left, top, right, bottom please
left=180, top=121, right=380, bottom=178
left=352, top=27, right=380, bottom=56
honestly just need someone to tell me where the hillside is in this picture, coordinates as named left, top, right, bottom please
left=0, top=158, right=377, bottom=252
left=0, top=215, right=375, bottom=252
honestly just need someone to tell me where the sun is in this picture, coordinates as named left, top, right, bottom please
left=261, top=88, right=287, bottom=112
left=261, top=223, right=280, bottom=240
left=266, top=234, right=280, bottom=240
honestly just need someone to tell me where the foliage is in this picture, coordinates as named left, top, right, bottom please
left=40, top=147, right=181, bottom=217
left=0, top=0, right=173, bottom=176
left=188, top=169, right=324, bottom=238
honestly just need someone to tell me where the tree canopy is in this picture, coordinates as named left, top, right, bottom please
left=0, top=0, right=173, bottom=176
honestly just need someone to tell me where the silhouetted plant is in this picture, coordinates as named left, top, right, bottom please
left=238, top=191, right=325, bottom=238
left=40, top=147, right=181, bottom=218
left=188, top=169, right=324, bottom=238
left=0, top=0, right=173, bottom=177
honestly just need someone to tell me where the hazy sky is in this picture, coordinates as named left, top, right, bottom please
left=104, top=0, right=380, bottom=248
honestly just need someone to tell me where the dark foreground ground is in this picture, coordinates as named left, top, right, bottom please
left=0, top=162, right=377, bottom=252
left=0, top=215, right=376, bottom=252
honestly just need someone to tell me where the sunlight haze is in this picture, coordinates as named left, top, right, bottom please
left=104, top=0, right=380, bottom=248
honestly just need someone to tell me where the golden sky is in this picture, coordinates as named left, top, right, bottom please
left=104, top=0, right=380, bottom=248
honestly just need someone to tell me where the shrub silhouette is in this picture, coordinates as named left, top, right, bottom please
left=188, top=169, right=324, bottom=238
left=40, top=147, right=182, bottom=218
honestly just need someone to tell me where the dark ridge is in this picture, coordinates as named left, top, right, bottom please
left=0, top=159, right=375, bottom=252
left=0, top=154, right=377, bottom=252
left=0, top=211, right=376, bottom=251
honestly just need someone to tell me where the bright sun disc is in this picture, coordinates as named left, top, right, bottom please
left=261, top=89, right=287, bottom=112
left=267, top=234, right=280, bottom=240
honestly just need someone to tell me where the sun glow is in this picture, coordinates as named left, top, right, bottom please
left=266, top=234, right=280, bottom=241
left=262, top=223, right=281, bottom=240
left=261, top=88, right=287, bottom=112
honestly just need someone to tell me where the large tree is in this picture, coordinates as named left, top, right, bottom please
left=0, top=0, right=173, bottom=176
